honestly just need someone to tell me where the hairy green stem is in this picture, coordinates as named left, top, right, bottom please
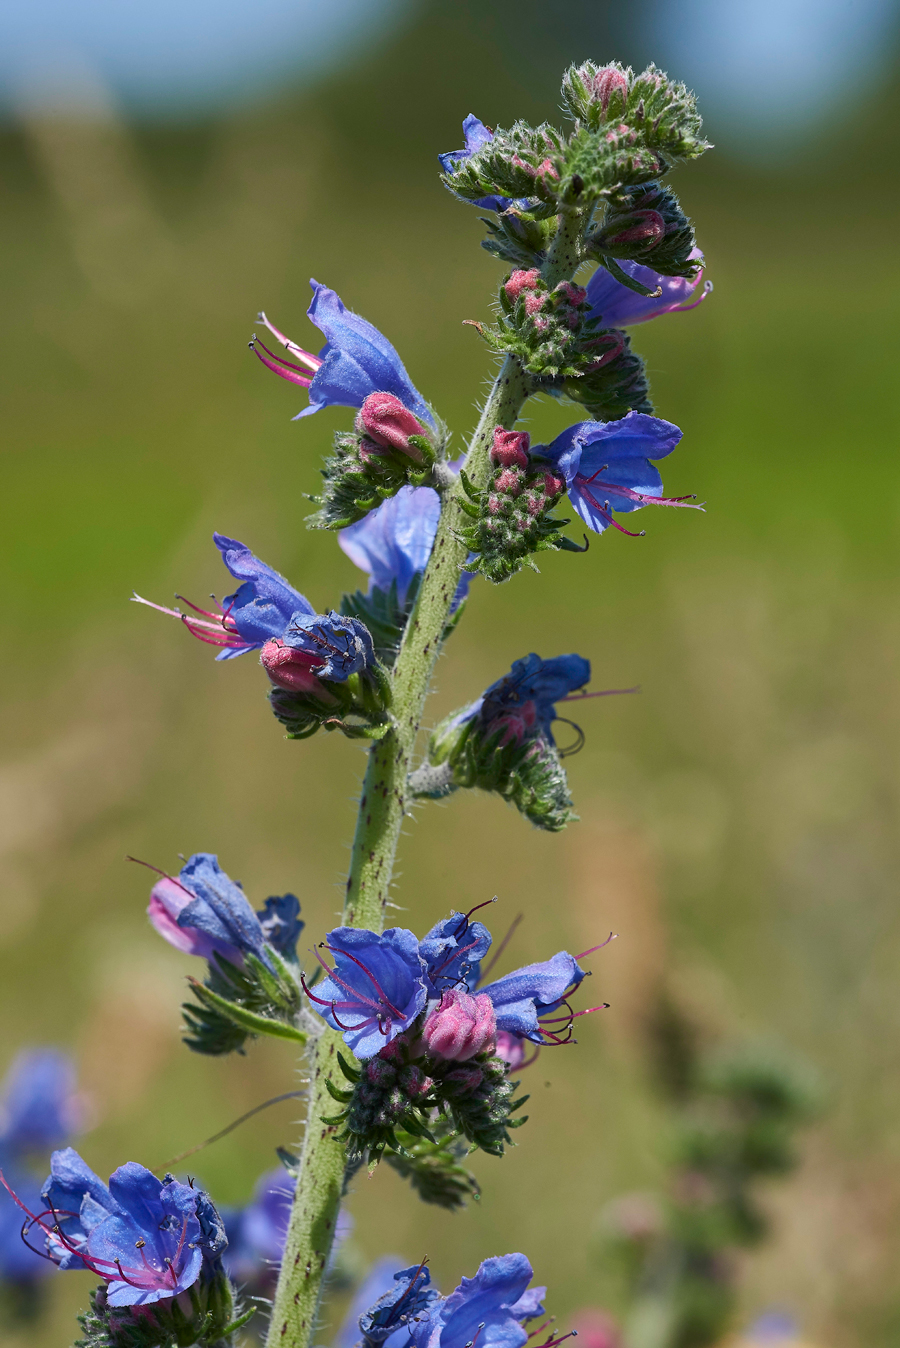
left=267, top=201, right=587, bottom=1346
left=264, top=354, right=530, bottom=1348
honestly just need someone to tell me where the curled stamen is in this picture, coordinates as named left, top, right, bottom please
left=321, top=943, right=406, bottom=1019
left=576, top=933, right=616, bottom=959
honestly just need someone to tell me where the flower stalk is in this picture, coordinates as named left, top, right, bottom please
left=264, top=354, right=530, bottom=1348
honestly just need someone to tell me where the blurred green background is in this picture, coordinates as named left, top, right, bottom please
left=2, top=1, right=900, bottom=1345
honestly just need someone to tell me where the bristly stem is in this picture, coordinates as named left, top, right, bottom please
left=267, top=193, right=586, bottom=1342
left=263, top=356, right=530, bottom=1348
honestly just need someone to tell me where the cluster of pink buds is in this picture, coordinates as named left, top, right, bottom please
left=484, top=429, right=566, bottom=538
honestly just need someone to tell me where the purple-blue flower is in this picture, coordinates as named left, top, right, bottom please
left=410, top=1254, right=545, bottom=1348
left=222, top=1173, right=351, bottom=1294
left=281, top=610, right=376, bottom=682
left=586, top=251, right=711, bottom=327
left=253, top=282, right=433, bottom=427
left=439, top=116, right=533, bottom=214
left=442, top=653, right=593, bottom=753
left=304, top=927, right=428, bottom=1059
left=479, top=951, right=586, bottom=1045
left=339, top=481, right=472, bottom=612
left=359, top=1261, right=440, bottom=1347
left=535, top=412, right=701, bottom=536
left=147, top=852, right=303, bottom=973
left=333, top=1257, right=415, bottom=1348
left=418, top=911, right=493, bottom=1000
left=34, top=1148, right=225, bottom=1307
left=222, top=1168, right=293, bottom=1290
left=132, top=532, right=315, bottom=662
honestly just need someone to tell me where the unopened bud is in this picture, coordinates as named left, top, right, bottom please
left=504, top=268, right=542, bottom=303
left=491, top=428, right=531, bottom=469
left=357, top=392, right=428, bottom=461
left=260, top=639, right=336, bottom=698
left=422, top=989, right=497, bottom=1062
left=591, top=65, right=629, bottom=111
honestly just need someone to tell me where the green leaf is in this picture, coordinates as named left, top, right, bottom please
left=187, top=979, right=308, bottom=1044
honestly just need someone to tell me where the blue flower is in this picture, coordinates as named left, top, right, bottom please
left=0, top=1164, right=50, bottom=1283
left=304, top=928, right=428, bottom=1060
left=339, top=481, right=473, bottom=612
left=535, top=412, right=701, bottom=536
left=282, top=610, right=376, bottom=682
left=147, top=852, right=303, bottom=973
left=410, top=1253, right=545, bottom=1348
left=38, top=1148, right=223, bottom=1307
left=333, top=1258, right=415, bottom=1348
left=479, top=951, right=586, bottom=1045
left=222, top=1168, right=293, bottom=1291
left=439, top=116, right=533, bottom=214
left=132, top=533, right=315, bottom=663
left=418, top=912, right=493, bottom=1000
left=212, top=533, right=315, bottom=659
left=0, top=1050, right=80, bottom=1158
left=585, top=251, right=711, bottom=328
left=359, top=1262, right=440, bottom=1347
left=481, top=653, right=591, bottom=743
left=254, top=283, right=433, bottom=427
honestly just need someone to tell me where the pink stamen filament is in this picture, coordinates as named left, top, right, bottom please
left=527, top=1318, right=556, bottom=1340
left=576, top=932, right=617, bottom=958
left=125, top=856, right=196, bottom=900
left=256, top=312, right=324, bottom=371
left=576, top=476, right=703, bottom=512
left=322, top=943, right=406, bottom=1019
left=250, top=341, right=314, bottom=388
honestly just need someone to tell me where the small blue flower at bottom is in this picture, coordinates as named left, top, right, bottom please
left=3, top=1147, right=226, bottom=1307
left=533, top=413, right=702, bottom=537
left=332, top=1257, right=415, bottom=1348
left=304, top=928, right=428, bottom=1060
left=410, top=1254, right=549, bottom=1348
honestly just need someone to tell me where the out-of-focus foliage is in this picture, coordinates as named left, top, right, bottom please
left=1, top=2, right=899, bottom=1346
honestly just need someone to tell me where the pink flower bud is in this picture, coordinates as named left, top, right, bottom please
left=357, top=392, right=428, bottom=461
left=491, top=428, right=530, bottom=469
left=524, top=291, right=545, bottom=317
left=495, top=467, right=523, bottom=496
left=542, top=471, right=565, bottom=499
left=555, top=281, right=587, bottom=306
left=504, top=268, right=541, bottom=303
left=260, top=639, right=337, bottom=700
left=591, top=66, right=629, bottom=111
left=421, top=989, right=497, bottom=1062
left=491, top=700, right=537, bottom=747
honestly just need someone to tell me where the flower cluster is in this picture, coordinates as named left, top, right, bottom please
left=134, top=533, right=392, bottom=742
left=5, top=1148, right=245, bottom=1347
left=414, top=652, right=633, bottom=830
left=307, top=905, right=607, bottom=1170
left=340, top=1253, right=563, bottom=1348
left=145, top=852, right=306, bottom=1056
left=251, top=282, right=449, bottom=529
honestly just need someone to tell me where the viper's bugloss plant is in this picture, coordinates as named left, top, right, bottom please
left=19, top=50, right=814, bottom=1348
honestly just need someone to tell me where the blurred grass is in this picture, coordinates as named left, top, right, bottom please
left=2, top=3, right=900, bottom=1345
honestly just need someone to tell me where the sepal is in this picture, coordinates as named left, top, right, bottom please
left=587, top=182, right=698, bottom=278
left=385, top=1116, right=481, bottom=1210
left=73, top=1269, right=248, bottom=1348
left=559, top=329, right=653, bottom=420
left=412, top=706, right=577, bottom=832
left=182, top=948, right=305, bottom=1056
left=268, top=661, right=392, bottom=742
